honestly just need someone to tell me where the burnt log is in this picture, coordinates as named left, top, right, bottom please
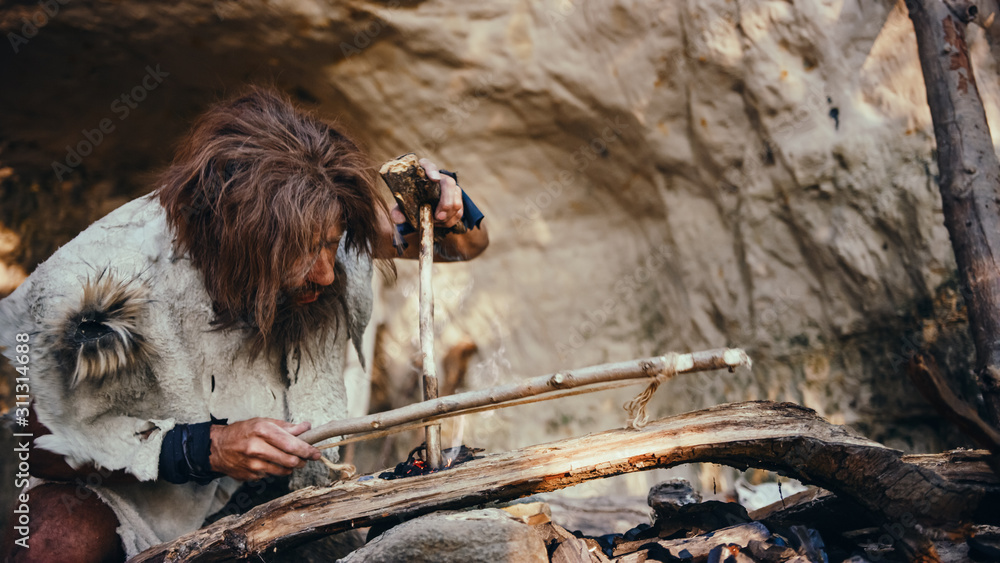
left=130, top=401, right=988, bottom=563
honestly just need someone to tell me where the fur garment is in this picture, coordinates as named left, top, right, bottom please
left=0, top=193, right=373, bottom=556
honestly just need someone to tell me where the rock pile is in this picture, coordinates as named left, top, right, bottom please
left=333, top=477, right=994, bottom=563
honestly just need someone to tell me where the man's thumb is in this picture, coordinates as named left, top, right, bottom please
left=283, top=420, right=312, bottom=436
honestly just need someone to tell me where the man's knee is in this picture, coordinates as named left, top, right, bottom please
left=4, top=483, right=125, bottom=563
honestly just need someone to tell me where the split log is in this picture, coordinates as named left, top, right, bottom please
left=131, top=401, right=987, bottom=563
left=905, top=449, right=1000, bottom=491
left=907, top=0, right=1000, bottom=426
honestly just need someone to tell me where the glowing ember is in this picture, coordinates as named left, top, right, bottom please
left=379, top=444, right=482, bottom=480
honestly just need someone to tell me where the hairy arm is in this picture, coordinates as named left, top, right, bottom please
left=27, top=404, right=319, bottom=484
left=208, top=419, right=320, bottom=482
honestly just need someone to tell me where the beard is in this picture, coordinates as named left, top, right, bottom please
left=243, top=261, right=348, bottom=364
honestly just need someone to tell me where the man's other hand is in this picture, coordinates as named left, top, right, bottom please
left=208, top=418, right=322, bottom=481
left=388, top=157, right=464, bottom=229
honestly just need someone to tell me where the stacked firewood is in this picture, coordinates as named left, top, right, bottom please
left=504, top=477, right=1000, bottom=563
left=129, top=404, right=1000, bottom=562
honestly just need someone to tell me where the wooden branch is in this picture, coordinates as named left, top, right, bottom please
left=297, top=348, right=751, bottom=445
left=418, top=203, right=443, bottom=468
left=908, top=353, right=1000, bottom=471
left=131, top=401, right=986, bottom=563
left=908, top=0, right=1000, bottom=426
left=318, top=380, right=644, bottom=450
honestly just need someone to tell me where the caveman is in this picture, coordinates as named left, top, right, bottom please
left=0, top=87, right=489, bottom=562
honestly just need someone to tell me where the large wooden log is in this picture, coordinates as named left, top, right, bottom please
left=907, top=0, right=1000, bottom=426
left=130, top=402, right=987, bottom=563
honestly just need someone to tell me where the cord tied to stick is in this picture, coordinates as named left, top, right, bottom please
left=320, top=457, right=357, bottom=481
left=624, top=353, right=679, bottom=429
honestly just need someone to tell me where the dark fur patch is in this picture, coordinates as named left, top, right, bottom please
left=47, top=270, right=157, bottom=388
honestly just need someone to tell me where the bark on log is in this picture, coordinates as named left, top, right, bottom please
left=130, top=401, right=987, bottom=563
left=907, top=0, right=1000, bottom=426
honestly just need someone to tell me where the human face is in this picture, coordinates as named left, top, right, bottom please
left=289, top=225, right=342, bottom=305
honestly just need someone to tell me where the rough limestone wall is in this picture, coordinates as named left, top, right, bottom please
left=357, top=0, right=999, bottom=473
left=2, top=0, right=999, bottom=498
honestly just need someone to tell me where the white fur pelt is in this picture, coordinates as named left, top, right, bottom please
left=43, top=268, right=157, bottom=389
left=0, top=193, right=373, bottom=557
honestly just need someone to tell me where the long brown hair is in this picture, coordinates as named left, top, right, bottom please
left=156, top=86, right=390, bottom=360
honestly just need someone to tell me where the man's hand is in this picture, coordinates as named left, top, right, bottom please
left=388, top=158, right=464, bottom=229
left=209, top=418, right=321, bottom=481
left=380, top=157, right=489, bottom=262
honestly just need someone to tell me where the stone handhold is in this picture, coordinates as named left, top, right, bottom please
left=336, top=509, right=548, bottom=563
left=647, top=479, right=702, bottom=519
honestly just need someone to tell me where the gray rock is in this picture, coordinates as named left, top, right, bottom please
left=336, top=509, right=548, bottom=563
left=648, top=479, right=702, bottom=518
left=271, top=530, right=366, bottom=563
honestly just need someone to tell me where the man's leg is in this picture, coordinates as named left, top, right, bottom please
left=2, top=483, right=125, bottom=563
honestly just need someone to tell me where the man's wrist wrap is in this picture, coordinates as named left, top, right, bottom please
left=158, top=418, right=228, bottom=485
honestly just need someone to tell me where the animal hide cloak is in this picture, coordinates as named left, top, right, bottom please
left=0, top=194, right=373, bottom=556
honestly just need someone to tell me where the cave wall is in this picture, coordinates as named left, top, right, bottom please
left=2, top=0, right=1000, bottom=496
